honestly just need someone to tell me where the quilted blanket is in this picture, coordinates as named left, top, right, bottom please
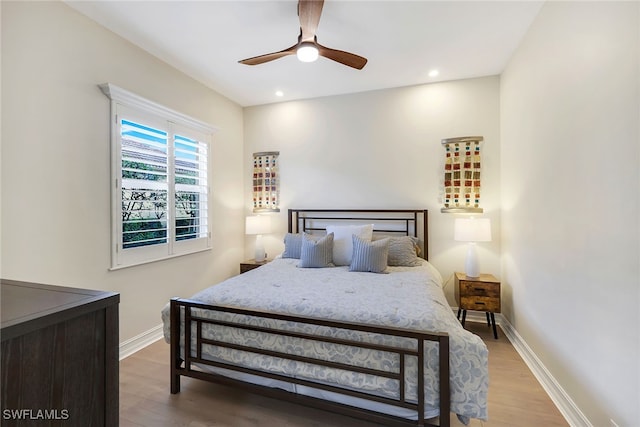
left=161, top=258, right=488, bottom=422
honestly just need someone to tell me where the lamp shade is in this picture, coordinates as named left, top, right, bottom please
left=454, top=218, right=491, bottom=242
left=245, top=215, right=271, bottom=235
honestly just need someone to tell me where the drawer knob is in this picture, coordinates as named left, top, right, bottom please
left=474, top=287, right=484, bottom=291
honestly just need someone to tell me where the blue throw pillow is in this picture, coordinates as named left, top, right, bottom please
left=282, top=233, right=303, bottom=259
left=298, top=233, right=335, bottom=268
left=349, top=235, right=390, bottom=273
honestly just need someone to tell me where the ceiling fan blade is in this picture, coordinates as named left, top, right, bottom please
left=317, top=43, right=368, bottom=70
left=298, top=0, right=324, bottom=41
left=238, top=44, right=297, bottom=66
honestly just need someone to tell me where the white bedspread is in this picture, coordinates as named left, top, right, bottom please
left=161, top=258, right=488, bottom=422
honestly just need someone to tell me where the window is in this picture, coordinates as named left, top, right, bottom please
left=101, top=84, right=216, bottom=268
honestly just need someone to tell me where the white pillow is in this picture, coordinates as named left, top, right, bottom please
left=325, top=224, right=373, bottom=266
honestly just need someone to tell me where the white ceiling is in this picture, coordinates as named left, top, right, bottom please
left=66, top=1, right=544, bottom=107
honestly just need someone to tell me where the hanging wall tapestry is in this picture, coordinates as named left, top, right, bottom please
left=441, top=136, right=483, bottom=213
left=253, top=151, right=280, bottom=212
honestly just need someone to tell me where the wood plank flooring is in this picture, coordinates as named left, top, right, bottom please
left=119, top=321, right=568, bottom=427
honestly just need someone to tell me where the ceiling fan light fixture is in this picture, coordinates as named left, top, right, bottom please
left=238, top=1, right=366, bottom=69
left=296, top=43, right=319, bottom=62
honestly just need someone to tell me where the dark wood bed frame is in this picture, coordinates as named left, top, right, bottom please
left=170, top=209, right=450, bottom=427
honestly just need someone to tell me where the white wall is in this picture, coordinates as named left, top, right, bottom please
left=1, top=1, right=245, bottom=342
left=501, top=2, right=639, bottom=426
left=243, top=77, right=502, bottom=305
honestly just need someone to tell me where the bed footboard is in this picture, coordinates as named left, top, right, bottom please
left=170, top=297, right=450, bottom=427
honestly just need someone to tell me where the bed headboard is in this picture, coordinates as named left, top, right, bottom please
left=287, top=209, right=429, bottom=260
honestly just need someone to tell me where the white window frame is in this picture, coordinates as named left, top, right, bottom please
left=100, top=83, right=217, bottom=269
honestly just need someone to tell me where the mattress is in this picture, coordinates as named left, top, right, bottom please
left=161, top=257, right=488, bottom=422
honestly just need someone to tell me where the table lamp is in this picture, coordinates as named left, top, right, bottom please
left=245, top=215, right=271, bottom=262
left=454, top=218, right=491, bottom=278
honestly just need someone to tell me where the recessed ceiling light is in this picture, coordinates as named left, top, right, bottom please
left=428, top=69, right=439, bottom=78
left=275, top=90, right=284, bottom=97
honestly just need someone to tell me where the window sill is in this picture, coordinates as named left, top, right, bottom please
left=109, top=247, right=211, bottom=271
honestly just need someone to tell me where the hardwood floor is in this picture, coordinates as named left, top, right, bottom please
left=120, top=321, right=568, bottom=427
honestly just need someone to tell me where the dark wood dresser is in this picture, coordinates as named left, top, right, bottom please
left=1, top=279, right=120, bottom=426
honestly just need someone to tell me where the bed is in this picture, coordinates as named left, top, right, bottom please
left=162, top=209, right=488, bottom=427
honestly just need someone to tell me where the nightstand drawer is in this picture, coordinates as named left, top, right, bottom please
left=459, top=281, right=500, bottom=298
left=460, top=296, right=500, bottom=312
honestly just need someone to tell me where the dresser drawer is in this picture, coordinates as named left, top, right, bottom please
left=460, top=296, right=500, bottom=312
left=459, top=281, right=500, bottom=298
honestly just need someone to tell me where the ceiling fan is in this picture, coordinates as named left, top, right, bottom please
left=238, top=0, right=367, bottom=70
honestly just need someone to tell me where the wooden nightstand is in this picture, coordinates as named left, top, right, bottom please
left=454, top=272, right=501, bottom=339
left=240, top=259, right=270, bottom=274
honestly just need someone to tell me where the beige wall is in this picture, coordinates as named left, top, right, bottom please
left=501, top=2, right=639, bottom=426
left=1, top=1, right=245, bottom=342
left=243, top=76, right=502, bottom=305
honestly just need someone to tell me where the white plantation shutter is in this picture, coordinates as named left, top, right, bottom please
left=172, top=125, right=210, bottom=255
left=101, top=84, right=216, bottom=268
left=120, top=116, right=169, bottom=250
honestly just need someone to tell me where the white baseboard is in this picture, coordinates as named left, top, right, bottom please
left=496, top=315, right=592, bottom=427
left=456, top=309, right=591, bottom=427
left=119, top=324, right=164, bottom=360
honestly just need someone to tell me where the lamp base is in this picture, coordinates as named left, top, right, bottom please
left=464, top=242, right=480, bottom=278
left=254, top=234, right=265, bottom=262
